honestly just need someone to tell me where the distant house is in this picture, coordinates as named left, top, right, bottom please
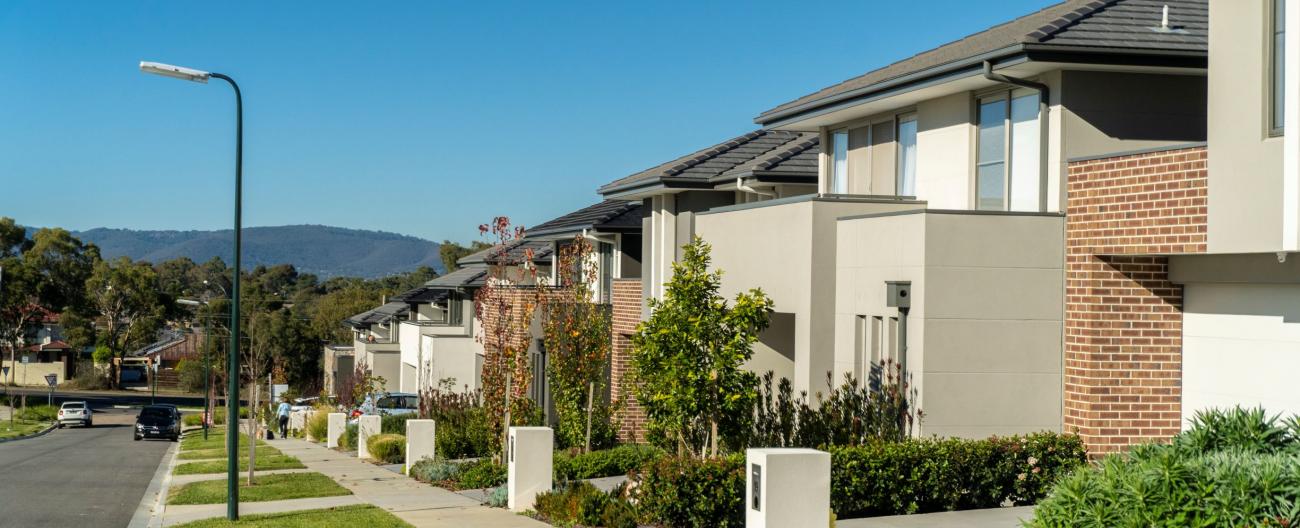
left=342, top=301, right=408, bottom=394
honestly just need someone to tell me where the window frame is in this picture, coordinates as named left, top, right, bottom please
left=1271, top=0, right=1286, bottom=137
left=830, top=129, right=850, bottom=194
left=895, top=113, right=918, bottom=197
left=975, top=88, right=1043, bottom=211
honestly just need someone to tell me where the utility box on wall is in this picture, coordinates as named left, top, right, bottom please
left=745, top=448, right=830, bottom=528
left=885, top=280, right=911, bottom=308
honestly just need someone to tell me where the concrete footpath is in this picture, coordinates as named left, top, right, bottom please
left=837, top=506, right=1036, bottom=528
left=160, top=437, right=546, bottom=527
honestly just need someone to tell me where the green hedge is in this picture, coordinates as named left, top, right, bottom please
left=1030, top=407, right=1300, bottom=527
left=337, top=423, right=358, bottom=451
left=534, top=481, right=637, bottom=528
left=554, top=444, right=665, bottom=480
left=829, top=432, right=1085, bottom=518
left=632, top=454, right=746, bottom=528
left=367, top=433, right=405, bottom=464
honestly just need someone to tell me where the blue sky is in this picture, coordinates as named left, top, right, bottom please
left=0, top=0, right=1052, bottom=244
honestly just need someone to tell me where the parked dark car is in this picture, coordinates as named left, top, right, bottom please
left=135, top=405, right=180, bottom=441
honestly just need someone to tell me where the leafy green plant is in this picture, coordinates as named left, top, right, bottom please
left=1030, top=406, right=1300, bottom=527
left=485, top=485, right=508, bottom=508
left=553, top=444, right=665, bottom=480
left=456, top=459, right=507, bottom=489
left=17, top=404, right=57, bottom=421
left=632, top=454, right=746, bottom=528
left=534, top=481, right=636, bottom=528
left=380, top=413, right=408, bottom=434
left=409, top=457, right=462, bottom=484
left=366, top=433, right=405, bottom=464
left=418, top=382, right=493, bottom=459
left=305, top=410, right=330, bottom=441
left=630, top=237, right=773, bottom=457
left=751, top=366, right=916, bottom=448
left=829, top=432, right=1085, bottom=518
left=337, top=423, right=358, bottom=451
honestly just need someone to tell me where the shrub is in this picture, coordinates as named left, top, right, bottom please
left=751, top=366, right=916, bottom=448
left=456, top=459, right=507, bottom=489
left=829, top=432, right=1084, bottom=518
left=534, top=481, right=636, bottom=528
left=632, top=454, right=745, bottom=528
left=408, top=457, right=506, bottom=490
left=67, top=360, right=110, bottom=390
left=337, top=423, right=359, bottom=450
left=485, top=486, right=508, bottom=508
left=306, top=410, right=330, bottom=441
left=18, top=404, right=58, bottom=421
left=410, top=457, right=462, bottom=483
left=380, top=413, right=409, bottom=435
left=176, top=358, right=206, bottom=393
left=367, top=433, right=405, bottom=464
left=1030, top=406, right=1300, bottom=527
left=418, top=385, right=493, bottom=459
left=553, top=444, right=665, bottom=481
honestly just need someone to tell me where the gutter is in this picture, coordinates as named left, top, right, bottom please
left=736, top=177, right=776, bottom=199
left=982, top=60, right=1049, bottom=102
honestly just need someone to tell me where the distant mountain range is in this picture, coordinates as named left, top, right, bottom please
left=72, top=225, right=444, bottom=279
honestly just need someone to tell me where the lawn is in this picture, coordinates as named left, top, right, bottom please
left=168, top=472, right=351, bottom=505
left=0, top=419, right=50, bottom=440
left=173, top=455, right=305, bottom=475
left=178, top=446, right=283, bottom=460
left=169, top=505, right=411, bottom=528
left=182, top=429, right=266, bottom=451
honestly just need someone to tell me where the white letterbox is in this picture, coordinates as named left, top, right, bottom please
left=357, top=415, right=381, bottom=459
left=326, top=413, right=345, bottom=448
left=507, top=426, right=553, bottom=512
left=745, top=448, right=830, bottom=528
left=406, top=419, right=436, bottom=474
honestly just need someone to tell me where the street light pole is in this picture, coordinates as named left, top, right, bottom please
left=140, top=62, right=243, bottom=521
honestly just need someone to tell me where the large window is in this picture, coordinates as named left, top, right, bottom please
left=830, top=130, right=849, bottom=194
left=896, top=114, right=917, bottom=196
left=1273, top=0, right=1286, bottom=136
left=976, top=91, right=1041, bottom=211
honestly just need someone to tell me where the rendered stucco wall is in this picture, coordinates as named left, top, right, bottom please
left=835, top=210, right=1064, bottom=439
left=1207, top=0, right=1286, bottom=252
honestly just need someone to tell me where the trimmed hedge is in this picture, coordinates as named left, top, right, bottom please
left=632, top=454, right=746, bottom=528
left=1030, top=407, right=1300, bottom=527
left=553, top=444, right=665, bottom=480
left=829, top=432, right=1085, bottom=518
left=367, top=433, right=405, bottom=464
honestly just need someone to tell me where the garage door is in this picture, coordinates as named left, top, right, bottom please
left=1182, top=282, right=1300, bottom=428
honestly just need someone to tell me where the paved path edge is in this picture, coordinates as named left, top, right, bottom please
left=129, top=438, right=180, bottom=528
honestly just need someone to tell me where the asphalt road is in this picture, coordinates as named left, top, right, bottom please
left=0, top=404, right=173, bottom=528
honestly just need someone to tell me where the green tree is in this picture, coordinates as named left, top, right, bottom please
left=87, top=257, right=167, bottom=387
left=630, top=237, right=772, bottom=458
left=309, top=285, right=380, bottom=344
left=542, top=236, right=617, bottom=451
left=440, top=240, right=491, bottom=273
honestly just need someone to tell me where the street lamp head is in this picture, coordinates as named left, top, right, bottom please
left=139, top=61, right=210, bottom=83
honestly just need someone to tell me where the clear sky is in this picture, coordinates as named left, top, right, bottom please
left=0, top=0, right=1053, bottom=243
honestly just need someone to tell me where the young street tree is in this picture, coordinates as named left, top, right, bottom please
left=630, top=236, right=772, bottom=458
left=542, top=236, right=616, bottom=452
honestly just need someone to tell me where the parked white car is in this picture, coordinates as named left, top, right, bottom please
left=57, top=401, right=93, bottom=428
left=348, top=392, right=418, bottom=423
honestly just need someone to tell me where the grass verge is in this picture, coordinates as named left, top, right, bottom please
left=169, top=505, right=411, bottom=528
left=174, top=455, right=305, bottom=475
left=168, top=472, right=351, bottom=505
left=182, top=429, right=266, bottom=451
left=0, top=419, right=50, bottom=441
left=178, top=446, right=283, bottom=460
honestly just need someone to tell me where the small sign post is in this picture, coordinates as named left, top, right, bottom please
left=44, top=374, right=56, bottom=406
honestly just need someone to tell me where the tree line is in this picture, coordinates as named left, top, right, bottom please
left=0, top=217, right=482, bottom=395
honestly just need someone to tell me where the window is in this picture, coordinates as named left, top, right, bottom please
left=599, top=241, right=613, bottom=303
left=831, top=130, right=849, bottom=194
left=977, top=91, right=1041, bottom=211
left=896, top=114, right=918, bottom=196
left=448, top=292, right=464, bottom=326
left=1272, top=0, right=1286, bottom=136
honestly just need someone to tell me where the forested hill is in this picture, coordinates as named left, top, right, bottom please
left=73, top=225, right=443, bottom=279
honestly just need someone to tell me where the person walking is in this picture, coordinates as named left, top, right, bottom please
left=276, top=396, right=291, bottom=439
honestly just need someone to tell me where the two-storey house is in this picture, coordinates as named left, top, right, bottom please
left=606, top=0, right=1211, bottom=448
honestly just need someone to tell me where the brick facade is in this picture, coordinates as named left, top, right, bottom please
left=1064, top=145, right=1207, bottom=455
left=609, top=278, right=648, bottom=442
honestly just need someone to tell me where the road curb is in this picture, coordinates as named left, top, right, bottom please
left=0, top=421, right=56, bottom=444
left=128, top=436, right=180, bottom=528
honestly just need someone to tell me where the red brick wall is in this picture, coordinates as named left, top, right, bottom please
left=610, top=278, right=648, bottom=442
left=1064, top=145, right=1207, bottom=455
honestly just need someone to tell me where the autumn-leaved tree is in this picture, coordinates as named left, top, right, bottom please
left=542, top=236, right=617, bottom=452
left=630, top=236, right=772, bottom=458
